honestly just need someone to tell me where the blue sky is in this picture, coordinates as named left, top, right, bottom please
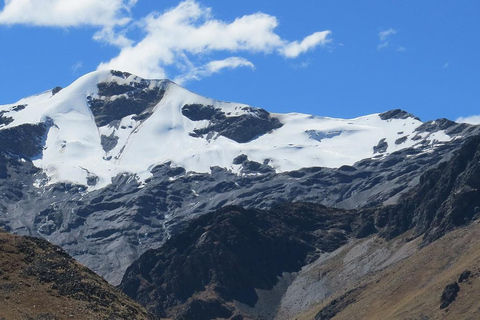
left=0, top=0, right=479, bottom=122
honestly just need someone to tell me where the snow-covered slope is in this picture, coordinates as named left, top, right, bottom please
left=0, top=70, right=452, bottom=190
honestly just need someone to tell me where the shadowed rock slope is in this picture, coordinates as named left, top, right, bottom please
left=376, top=135, right=480, bottom=242
left=119, top=204, right=367, bottom=319
left=0, top=229, right=155, bottom=320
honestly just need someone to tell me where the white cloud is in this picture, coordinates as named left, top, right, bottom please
left=456, top=115, right=480, bottom=125
left=377, top=28, right=397, bottom=50
left=174, top=57, right=255, bottom=84
left=379, top=28, right=397, bottom=42
left=1, top=0, right=331, bottom=83
left=93, top=27, right=133, bottom=47
left=97, top=0, right=331, bottom=80
left=0, top=0, right=137, bottom=27
left=377, top=41, right=390, bottom=50
left=282, top=31, right=331, bottom=58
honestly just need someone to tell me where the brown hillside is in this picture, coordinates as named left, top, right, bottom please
left=0, top=230, right=155, bottom=320
left=310, top=221, right=480, bottom=320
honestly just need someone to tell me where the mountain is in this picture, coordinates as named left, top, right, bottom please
left=120, top=135, right=480, bottom=319
left=0, top=70, right=455, bottom=190
left=0, top=228, right=154, bottom=320
left=0, top=70, right=479, bottom=286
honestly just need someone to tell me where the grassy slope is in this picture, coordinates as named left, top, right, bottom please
left=0, top=230, right=155, bottom=320
left=304, top=221, right=480, bottom=320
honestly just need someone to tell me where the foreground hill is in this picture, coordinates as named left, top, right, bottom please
left=0, top=229, right=154, bottom=320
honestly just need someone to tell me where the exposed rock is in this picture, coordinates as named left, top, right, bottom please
left=306, top=130, right=343, bottom=141
left=395, top=136, right=408, bottom=145
left=119, top=203, right=362, bottom=318
left=88, top=79, right=167, bottom=127
left=458, top=270, right=471, bottom=283
left=233, top=154, right=248, bottom=165
left=182, top=104, right=219, bottom=121
left=314, top=288, right=362, bottom=320
left=440, top=282, right=460, bottom=309
left=51, top=86, right=63, bottom=95
left=416, top=118, right=457, bottom=133
left=373, top=138, right=388, bottom=153
left=377, top=136, right=480, bottom=243
left=0, top=123, right=46, bottom=158
left=11, top=104, right=26, bottom=112
left=100, top=132, right=119, bottom=152
left=189, top=106, right=283, bottom=143
left=379, top=109, right=420, bottom=121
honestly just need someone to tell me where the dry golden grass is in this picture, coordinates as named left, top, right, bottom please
left=0, top=230, right=154, bottom=320
left=305, top=221, right=480, bottom=320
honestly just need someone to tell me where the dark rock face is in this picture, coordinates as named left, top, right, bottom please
left=88, top=76, right=168, bottom=127
left=184, top=104, right=283, bottom=143
left=0, top=114, right=13, bottom=127
left=314, top=288, right=362, bottom=320
left=416, top=118, right=457, bottom=133
left=376, top=136, right=480, bottom=242
left=100, top=132, right=119, bottom=152
left=373, top=138, right=388, bottom=153
left=440, top=282, right=460, bottom=309
left=0, top=105, right=27, bottom=127
left=395, top=136, right=408, bottom=145
left=458, top=270, right=471, bottom=283
left=182, top=104, right=218, bottom=121
left=51, top=86, right=63, bottom=95
left=119, top=203, right=361, bottom=318
left=379, top=109, right=420, bottom=121
left=0, top=123, right=46, bottom=158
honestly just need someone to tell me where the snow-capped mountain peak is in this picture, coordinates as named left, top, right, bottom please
left=0, top=70, right=453, bottom=190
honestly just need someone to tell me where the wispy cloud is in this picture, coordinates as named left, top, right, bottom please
left=379, top=28, right=397, bottom=42
left=0, top=0, right=137, bottom=27
left=282, top=31, right=331, bottom=58
left=456, top=115, right=480, bottom=125
left=291, top=60, right=311, bottom=70
left=97, top=0, right=332, bottom=81
left=443, top=62, right=450, bottom=69
left=377, top=28, right=404, bottom=51
left=174, top=57, right=255, bottom=84
left=71, top=61, right=83, bottom=73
